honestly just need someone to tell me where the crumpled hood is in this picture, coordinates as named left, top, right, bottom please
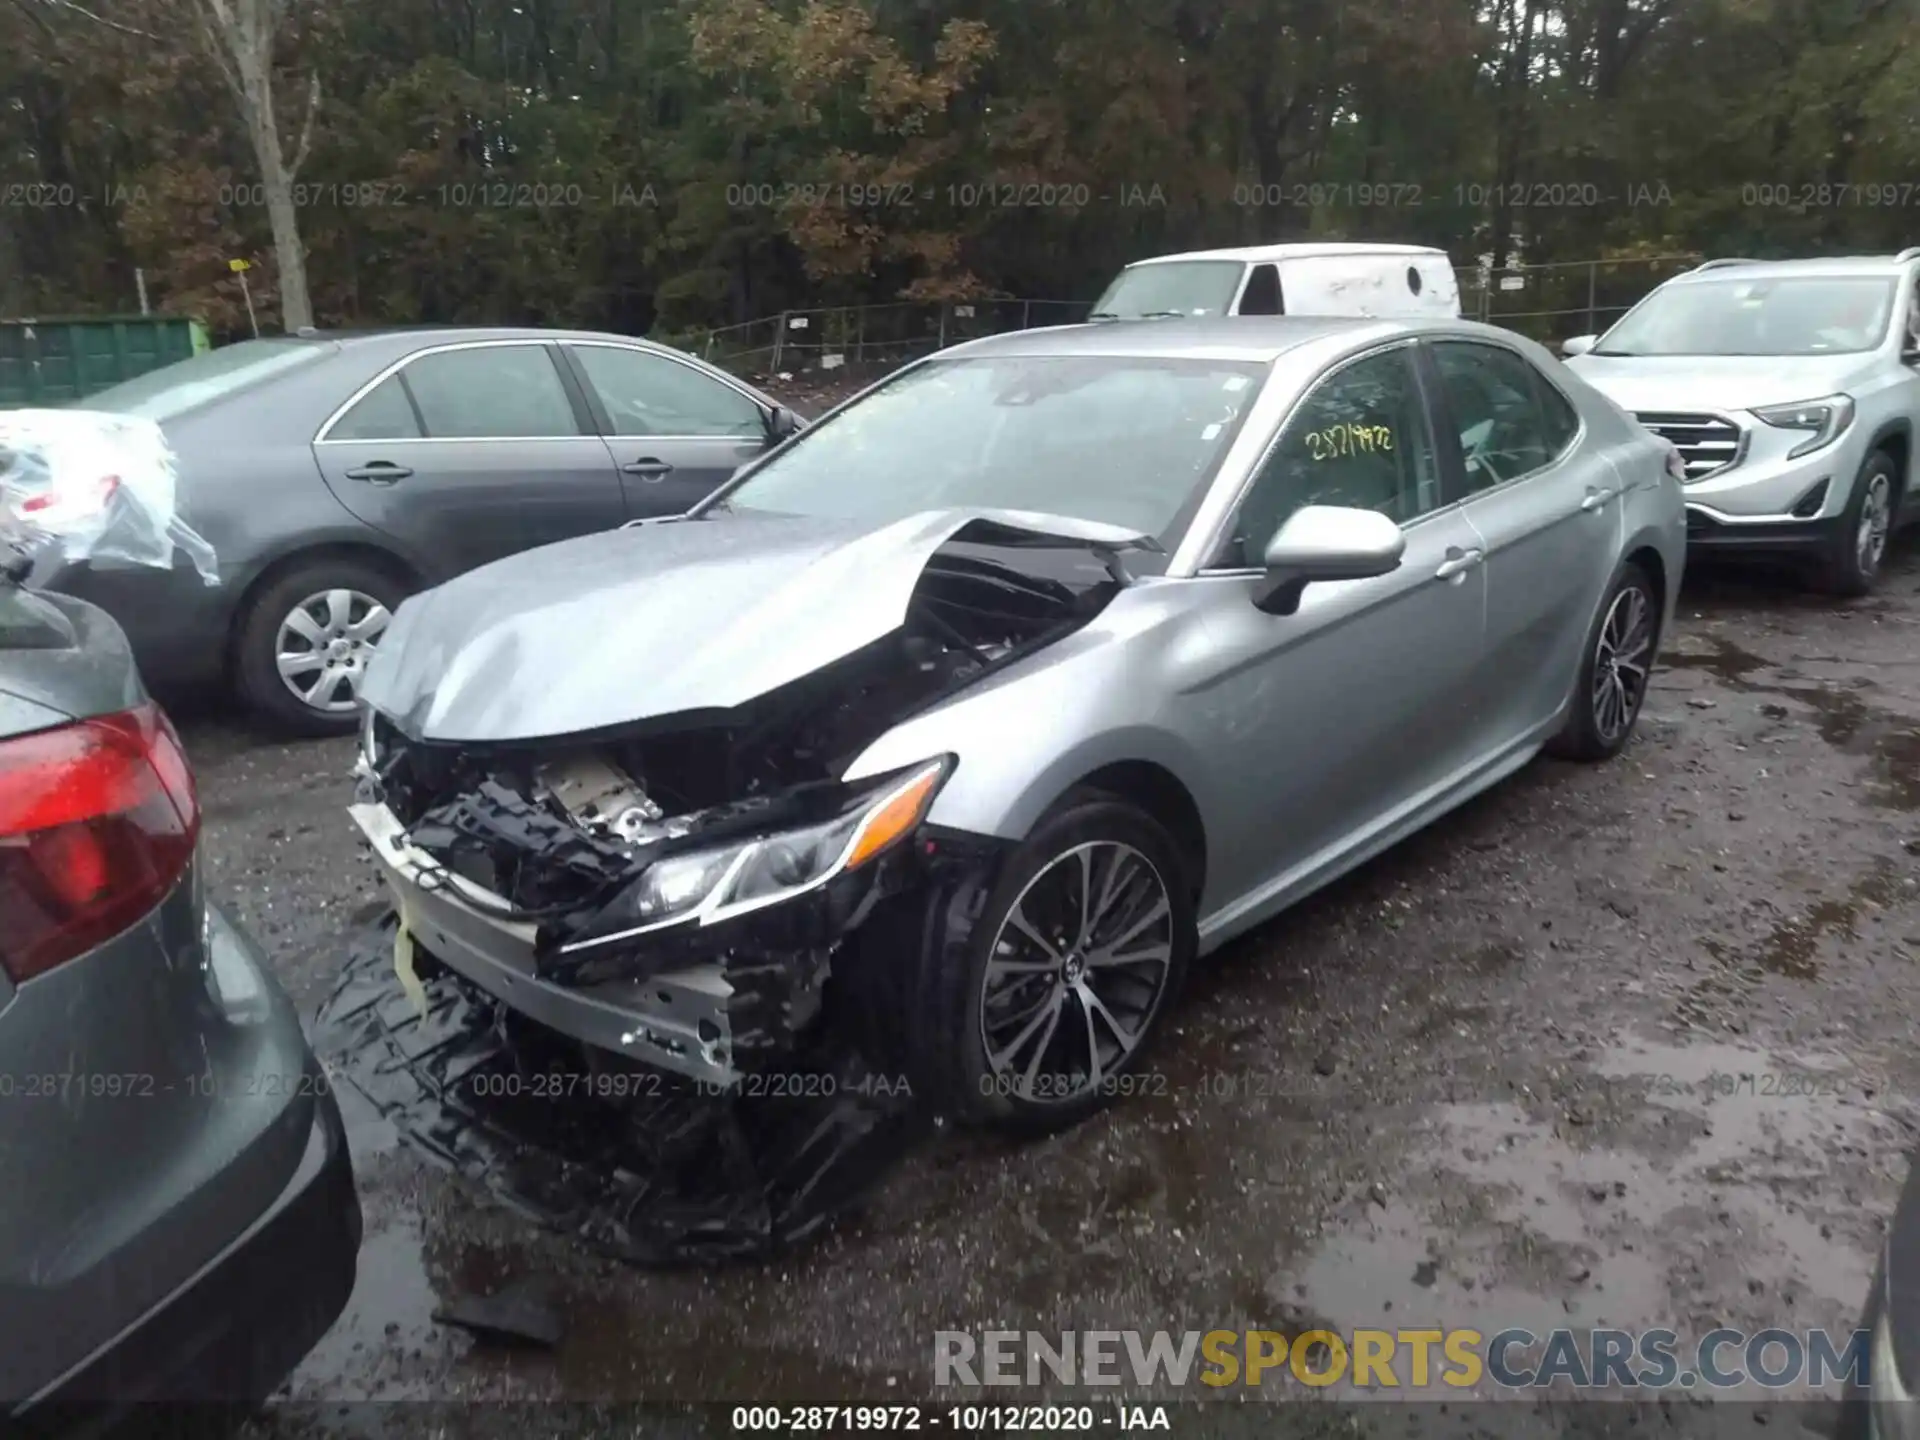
left=361, top=507, right=1152, bottom=744
left=1566, top=352, right=1875, bottom=415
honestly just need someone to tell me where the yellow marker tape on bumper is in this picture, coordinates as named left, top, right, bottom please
left=392, top=891, right=430, bottom=1021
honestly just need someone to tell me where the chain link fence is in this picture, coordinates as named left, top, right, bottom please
left=660, top=298, right=1092, bottom=381
left=1459, top=254, right=1703, bottom=347
left=667, top=258, right=1699, bottom=383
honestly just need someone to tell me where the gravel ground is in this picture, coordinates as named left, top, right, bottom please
left=174, top=533, right=1920, bottom=1434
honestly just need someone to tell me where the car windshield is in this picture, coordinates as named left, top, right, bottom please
left=713, top=354, right=1268, bottom=544
left=1091, top=261, right=1246, bottom=319
left=80, top=338, right=328, bottom=420
left=1595, top=275, right=1896, bottom=357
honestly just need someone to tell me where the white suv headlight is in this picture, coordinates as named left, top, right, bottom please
left=1753, top=394, right=1856, bottom=460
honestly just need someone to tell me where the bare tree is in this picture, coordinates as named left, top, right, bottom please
left=189, top=0, right=321, bottom=330
left=22, top=0, right=320, bottom=329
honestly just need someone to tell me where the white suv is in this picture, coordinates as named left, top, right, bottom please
left=1563, top=252, right=1920, bottom=595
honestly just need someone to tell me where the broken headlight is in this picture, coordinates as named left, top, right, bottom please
left=564, top=757, right=951, bottom=950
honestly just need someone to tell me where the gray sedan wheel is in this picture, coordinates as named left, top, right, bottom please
left=274, top=588, right=392, bottom=715
left=1546, top=558, right=1659, bottom=763
left=978, top=840, right=1176, bottom=1109
left=235, top=557, right=410, bottom=735
left=932, top=792, right=1196, bottom=1133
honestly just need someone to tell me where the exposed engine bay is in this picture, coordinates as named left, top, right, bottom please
left=338, top=517, right=1146, bottom=1264
left=355, top=533, right=1126, bottom=1041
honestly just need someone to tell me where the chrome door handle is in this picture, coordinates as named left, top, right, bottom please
left=344, top=462, right=412, bottom=484
left=1580, top=488, right=1619, bottom=513
left=1434, top=547, right=1484, bottom=581
left=622, top=458, right=674, bottom=480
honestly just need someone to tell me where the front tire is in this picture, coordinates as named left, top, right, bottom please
left=234, top=557, right=410, bottom=735
left=1817, top=450, right=1898, bottom=598
left=1546, top=559, right=1659, bottom=763
left=909, top=793, right=1195, bottom=1134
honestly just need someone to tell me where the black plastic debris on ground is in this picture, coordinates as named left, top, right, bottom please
left=314, top=912, right=928, bottom=1266
left=432, top=1275, right=564, bottom=1349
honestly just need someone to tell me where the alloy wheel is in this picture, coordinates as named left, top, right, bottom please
left=1592, top=581, right=1655, bottom=745
left=978, top=841, right=1175, bottom=1106
left=1857, top=473, right=1893, bottom=577
left=275, top=588, right=391, bottom=714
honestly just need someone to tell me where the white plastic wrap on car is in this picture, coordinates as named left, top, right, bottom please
left=0, top=408, right=219, bottom=584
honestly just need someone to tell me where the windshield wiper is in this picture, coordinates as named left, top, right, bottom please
left=1590, top=348, right=1636, bottom=357
left=1138, top=310, right=1189, bottom=320
left=1087, top=310, right=1120, bottom=320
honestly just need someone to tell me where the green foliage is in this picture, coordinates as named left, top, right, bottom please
left=3, top=0, right=1918, bottom=338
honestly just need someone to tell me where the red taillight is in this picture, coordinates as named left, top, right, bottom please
left=0, top=702, right=199, bottom=983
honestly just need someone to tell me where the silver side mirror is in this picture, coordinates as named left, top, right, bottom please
left=1254, top=505, right=1405, bottom=615
left=765, top=405, right=804, bottom=442
left=1561, top=334, right=1598, bottom=358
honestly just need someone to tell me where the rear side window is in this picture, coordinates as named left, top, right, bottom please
left=1533, top=372, right=1581, bottom=455
left=329, top=375, right=420, bottom=441
left=399, top=345, right=580, bottom=439
left=1429, top=341, right=1558, bottom=492
left=1238, top=264, right=1283, bottom=316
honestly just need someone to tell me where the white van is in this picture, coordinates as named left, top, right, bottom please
left=1091, top=242, right=1461, bottom=322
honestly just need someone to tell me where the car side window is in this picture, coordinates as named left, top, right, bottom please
left=400, top=345, right=581, bottom=439
left=1430, top=341, right=1556, bottom=492
left=329, top=375, right=421, bottom=441
left=570, top=345, right=766, bottom=439
left=1217, top=347, right=1440, bottom=569
left=1534, top=372, right=1580, bottom=455
left=1239, top=264, right=1283, bottom=316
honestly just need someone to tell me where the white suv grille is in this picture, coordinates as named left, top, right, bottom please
left=1634, top=412, right=1744, bottom=481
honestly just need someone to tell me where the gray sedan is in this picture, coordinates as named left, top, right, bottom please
left=32, top=327, right=801, bottom=732
left=352, top=316, right=1687, bottom=1132
left=0, top=565, right=360, bottom=1416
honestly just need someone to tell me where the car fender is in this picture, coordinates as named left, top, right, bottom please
left=841, top=615, right=1217, bottom=847
left=1863, top=414, right=1913, bottom=491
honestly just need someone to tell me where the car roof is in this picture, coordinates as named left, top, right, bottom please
left=940, top=315, right=1469, bottom=363
left=307, top=325, right=668, bottom=347
left=1668, top=256, right=1914, bottom=283
left=1127, top=242, right=1448, bottom=268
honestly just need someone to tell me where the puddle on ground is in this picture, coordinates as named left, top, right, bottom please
left=286, top=1217, right=447, bottom=1401
left=1690, top=862, right=1909, bottom=994
left=329, top=1067, right=400, bottom=1159
left=1771, top=686, right=1920, bottom=811
left=1277, top=1032, right=1894, bottom=1398
left=1663, top=635, right=1775, bottom=688
left=540, top=1313, right=906, bottom=1400
left=1662, top=635, right=1920, bottom=810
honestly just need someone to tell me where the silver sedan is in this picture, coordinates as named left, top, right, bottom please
left=351, top=316, right=1687, bottom=1133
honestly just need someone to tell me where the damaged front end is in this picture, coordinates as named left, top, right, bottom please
left=350, top=513, right=1138, bottom=1088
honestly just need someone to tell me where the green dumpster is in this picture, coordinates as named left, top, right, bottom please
left=0, top=316, right=211, bottom=408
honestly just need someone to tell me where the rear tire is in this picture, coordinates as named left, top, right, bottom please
left=897, top=790, right=1196, bottom=1135
left=234, top=556, right=411, bottom=736
left=1546, top=559, right=1659, bottom=763
left=1817, top=450, right=1898, bottom=598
